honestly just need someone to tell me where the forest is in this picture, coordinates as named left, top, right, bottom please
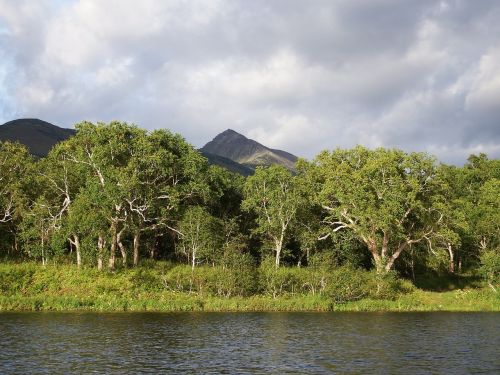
left=0, top=121, right=498, bottom=310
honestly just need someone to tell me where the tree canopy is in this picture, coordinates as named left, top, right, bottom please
left=0, top=122, right=498, bottom=292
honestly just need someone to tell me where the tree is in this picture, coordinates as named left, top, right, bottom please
left=475, top=179, right=500, bottom=253
left=312, top=146, right=445, bottom=273
left=33, top=142, right=87, bottom=266
left=456, top=155, right=500, bottom=271
left=0, top=142, right=33, bottom=257
left=242, top=165, right=303, bottom=268
left=177, top=206, right=222, bottom=269
left=62, top=121, right=143, bottom=269
left=424, top=165, right=469, bottom=274
left=123, top=128, right=210, bottom=266
left=52, top=121, right=211, bottom=269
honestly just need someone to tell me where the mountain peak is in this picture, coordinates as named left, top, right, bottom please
left=201, top=129, right=297, bottom=172
left=213, top=129, right=247, bottom=141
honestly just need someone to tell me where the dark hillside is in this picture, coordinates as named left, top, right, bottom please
left=0, top=118, right=75, bottom=157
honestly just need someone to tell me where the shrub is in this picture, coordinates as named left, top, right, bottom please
left=163, top=262, right=257, bottom=297
left=258, top=258, right=304, bottom=298
left=128, top=268, right=164, bottom=292
left=301, top=252, right=338, bottom=295
left=0, top=263, right=37, bottom=295
left=365, top=270, right=415, bottom=300
left=213, top=252, right=257, bottom=297
left=479, top=250, right=500, bottom=291
left=325, top=265, right=370, bottom=303
left=163, top=265, right=196, bottom=293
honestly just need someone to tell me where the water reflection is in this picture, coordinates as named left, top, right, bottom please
left=0, top=312, right=498, bottom=374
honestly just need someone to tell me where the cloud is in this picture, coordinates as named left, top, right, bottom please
left=0, top=0, right=499, bottom=164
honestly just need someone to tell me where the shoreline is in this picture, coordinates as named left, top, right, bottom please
left=1, top=263, right=498, bottom=313
left=1, top=291, right=498, bottom=313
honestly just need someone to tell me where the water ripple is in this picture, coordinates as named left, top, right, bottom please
left=0, top=312, right=499, bottom=374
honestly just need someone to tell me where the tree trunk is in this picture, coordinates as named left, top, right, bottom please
left=384, top=242, right=408, bottom=272
left=73, top=235, right=81, bottom=268
left=488, top=282, right=497, bottom=293
left=133, top=230, right=141, bottom=266
left=150, top=236, right=158, bottom=259
left=447, top=243, right=455, bottom=273
left=109, top=222, right=117, bottom=270
left=117, top=228, right=127, bottom=267
left=366, top=238, right=384, bottom=273
left=97, top=235, right=105, bottom=271
left=275, top=238, right=282, bottom=268
left=191, top=247, right=196, bottom=270
left=41, top=236, right=46, bottom=266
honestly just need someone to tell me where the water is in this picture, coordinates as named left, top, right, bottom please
left=0, top=312, right=498, bottom=374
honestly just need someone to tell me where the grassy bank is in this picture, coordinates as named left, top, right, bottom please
left=0, top=262, right=498, bottom=312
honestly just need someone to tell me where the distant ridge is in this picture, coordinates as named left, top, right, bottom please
left=201, top=129, right=298, bottom=172
left=0, top=118, right=75, bottom=157
left=0, top=119, right=298, bottom=175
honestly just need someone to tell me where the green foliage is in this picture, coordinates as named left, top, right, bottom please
left=365, top=270, right=415, bottom=300
left=258, top=257, right=304, bottom=297
left=0, top=263, right=497, bottom=312
left=2, top=120, right=500, bottom=310
left=242, top=165, right=304, bottom=267
left=312, top=146, right=445, bottom=273
left=177, top=206, right=223, bottom=268
left=0, top=141, right=33, bottom=257
left=479, top=250, right=500, bottom=289
left=0, top=263, right=37, bottom=294
left=163, top=264, right=256, bottom=297
left=324, top=265, right=371, bottom=303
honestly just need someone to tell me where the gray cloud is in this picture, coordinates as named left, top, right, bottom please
left=0, top=0, right=499, bottom=164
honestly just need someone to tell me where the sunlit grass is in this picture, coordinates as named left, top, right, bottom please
left=0, top=262, right=498, bottom=312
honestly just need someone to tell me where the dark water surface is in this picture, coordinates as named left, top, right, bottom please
left=0, top=312, right=498, bottom=374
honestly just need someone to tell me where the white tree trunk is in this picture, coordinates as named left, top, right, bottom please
left=133, top=230, right=140, bottom=266
left=447, top=243, right=455, bottom=273
left=74, top=235, right=81, bottom=268
left=97, top=235, right=105, bottom=271
left=117, top=228, right=127, bottom=266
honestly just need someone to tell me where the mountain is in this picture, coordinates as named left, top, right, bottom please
left=201, top=151, right=254, bottom=176
left=201, top=129, right=298, bottom=172
left=0, top=118, right=75, bottom=157
left=0, top=119, right=298, bottom=175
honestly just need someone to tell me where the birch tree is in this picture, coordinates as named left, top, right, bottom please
left=242, top=165, right=302, bottom=268
left=123, top=129, right=209, bottom=266
left=62, top=121, right=143, bottom=269
left=0, top=142, right=33, bottom=256
left=177, top=206, right=221, bottom=269
left=313, top=146, right=445, bottom=273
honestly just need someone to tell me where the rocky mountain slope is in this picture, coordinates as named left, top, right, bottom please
left=201, top=129, right=298, bottom=172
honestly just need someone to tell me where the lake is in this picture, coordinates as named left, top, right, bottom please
left=0, top=312, right=498, bottom=374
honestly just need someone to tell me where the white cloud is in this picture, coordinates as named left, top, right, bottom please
left=0, top=0, right=499, bottom=163
left=465, top=47, right=500, bottom=112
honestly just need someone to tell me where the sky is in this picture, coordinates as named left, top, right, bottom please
left=0, top=0, right=499, bottom=164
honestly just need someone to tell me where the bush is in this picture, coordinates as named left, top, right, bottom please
left=128, top=268, right=164, bottom=292
left=301, top=253, right=338, bottom=295
left=163, top=262, right=256, bottom=298
left=365, top=270, right=415, bottom=300
left=479, top=250, right=500, bottom=291
left=162, top=265, right=196, bottom=293
left=214, top=252, right=257, bottom=297
left=258, top=258, right=304, bottom=298
left=0, top=263, right=37, bottom=295
left=325, top=265, right=370, bottom=303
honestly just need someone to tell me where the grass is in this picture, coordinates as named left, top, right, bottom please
left=0, top=262, right=498, bottom=312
